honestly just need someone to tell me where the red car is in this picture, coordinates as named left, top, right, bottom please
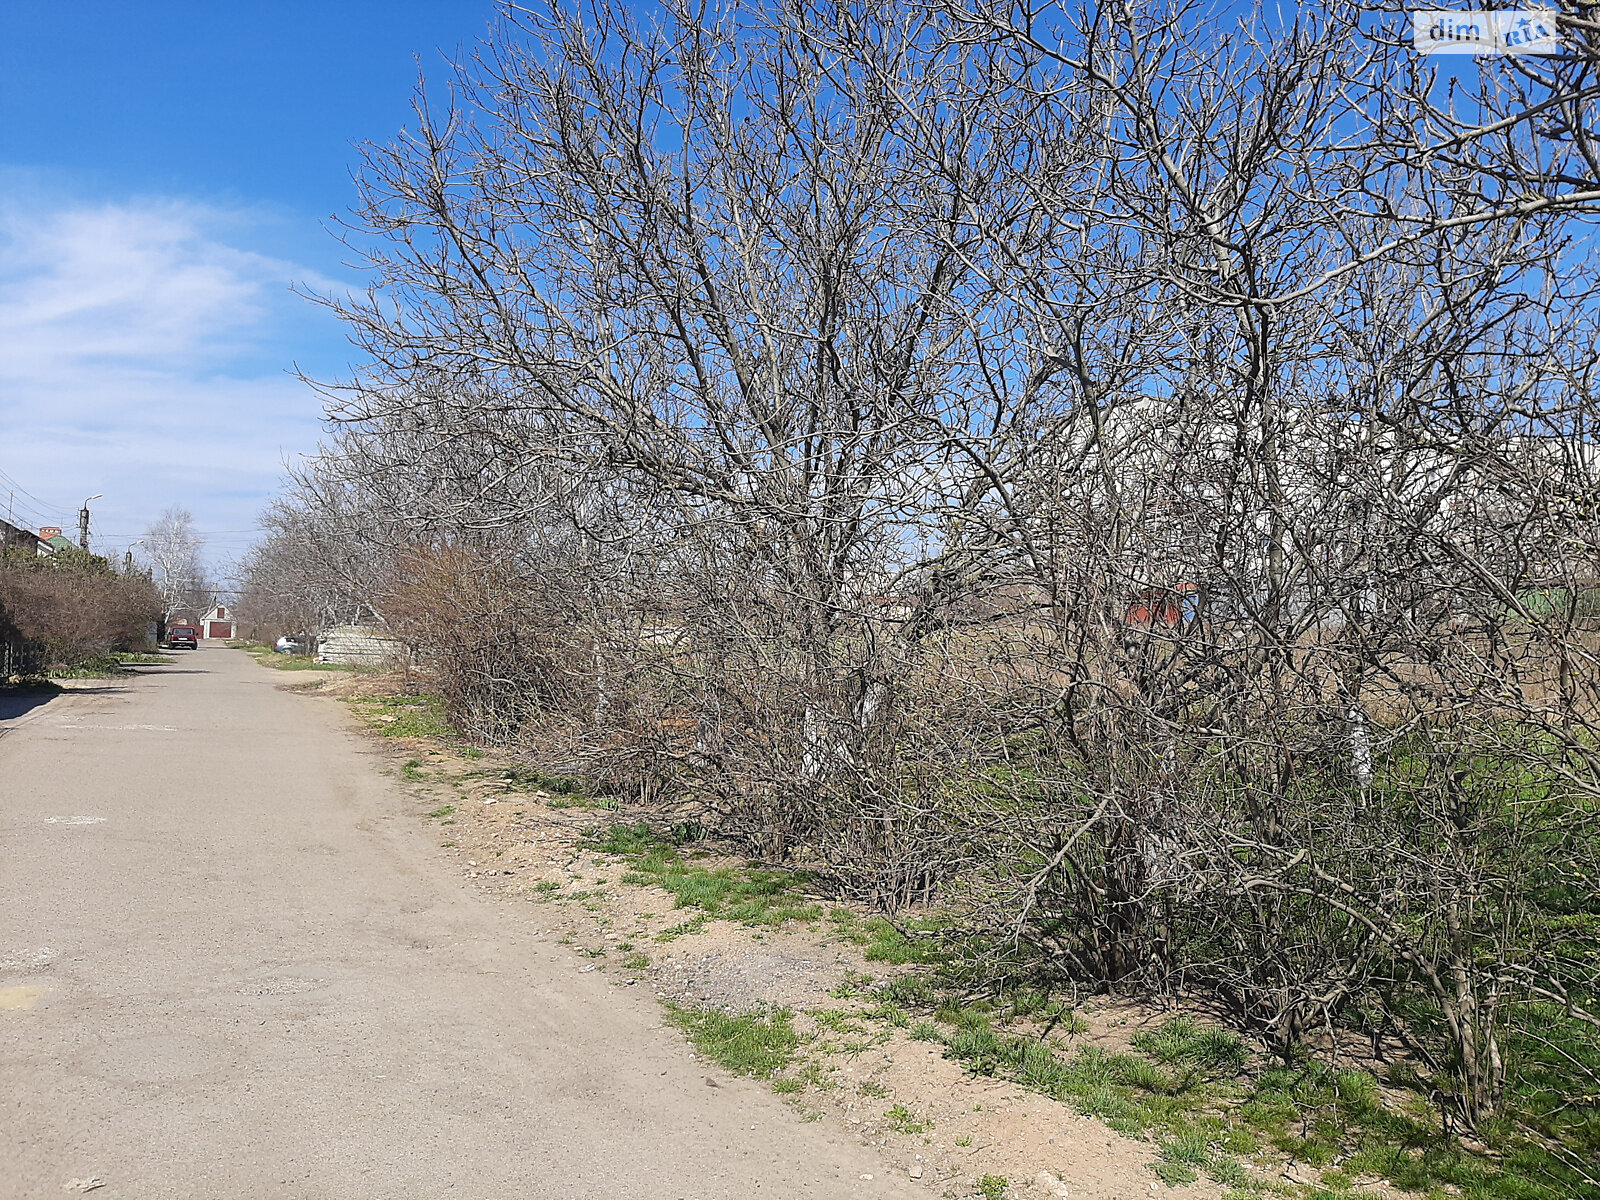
left=167, top=624, right=200, bottom=649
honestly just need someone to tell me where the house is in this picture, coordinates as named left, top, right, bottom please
left=0, top=518, right=41, bottom=556
left=34, top=526, right=77, bottom=555
left=199, top=603, right=234, bottom=641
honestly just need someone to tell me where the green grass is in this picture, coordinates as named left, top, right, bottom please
left=666, top=1004, right=799, bottom=1078
left=425, top=804, right=454, bottom=819
left=827, top=907, right=948, bottom=964
left=466, top=765, right=588, bottom=795
left=885, top=1103, right=931, bottom=1133
left=978, top=1174, right=1008, bottom=1200
left=587, top=823, right=822, bottom=926
left=46, top=654, right=129, bottom=678
left=913, top=1000, right=1598, bottom=1200
left=114, top=651, right=170, bottom=664
left=655, top=915, right=708, bottom=942
left=347, top=693, right=455, bottom=739
left=249, top=651, right=343, bottom=671
left=401, top=759, right=425, bottom=780
left=924, top=1008, right=1260, bottom=1172
left=621, top=951, right=650, bottom=970
left=1131, top=1014, right=1249, bottom=1081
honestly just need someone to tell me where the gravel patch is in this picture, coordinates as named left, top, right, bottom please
left=654, top=948, right=840, bottom=1012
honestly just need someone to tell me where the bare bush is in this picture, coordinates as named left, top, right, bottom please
left=0, top=548, right=158, bottom=668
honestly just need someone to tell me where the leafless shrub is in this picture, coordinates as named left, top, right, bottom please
left=0, top=548, right=158, bottom=668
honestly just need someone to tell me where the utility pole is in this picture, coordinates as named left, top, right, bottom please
left=79, top=493, right=102, bottom=552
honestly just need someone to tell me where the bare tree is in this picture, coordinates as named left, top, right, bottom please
left=256, top=0, right=1599, bottom=1161
left=141, top=506, right=209, bottom=623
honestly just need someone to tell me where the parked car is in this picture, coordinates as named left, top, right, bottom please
left=274, top=635, right=307, bottom=655
left=167, top=624, right=199, bottom=649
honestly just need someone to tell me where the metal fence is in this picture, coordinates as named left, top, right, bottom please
left=1, top=636, right=45, bottom=680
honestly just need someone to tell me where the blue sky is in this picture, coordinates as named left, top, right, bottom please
left=0, top=1, right=499, bottom=575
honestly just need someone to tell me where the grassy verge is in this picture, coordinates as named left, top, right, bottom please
left=238, top=641, right=383, bottom=672
left=585, top=822, right=822, bottom=925
left=345, top=692, right=456, bottom=739
left=847, top=984, right=1593, bottom=1200
left=666, top=1003, right=800, bottom=1078
left=241, top=644, right=341, bottom=671
left=47, top=654, right=133, bottom=678
left=459, top=764, right=618, bottom=808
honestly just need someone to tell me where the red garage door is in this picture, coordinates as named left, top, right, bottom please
left=207, top=621, right=233, bottom=639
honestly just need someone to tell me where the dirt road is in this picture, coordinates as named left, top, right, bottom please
left=0, top=648, right=919, bottom=1198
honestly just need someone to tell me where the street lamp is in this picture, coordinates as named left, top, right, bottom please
left=78, top=494, right=102, bottom=552
left=125, top=537, right=145, bottom=574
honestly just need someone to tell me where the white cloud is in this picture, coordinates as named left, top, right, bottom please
left=0, top=194, right=348, bottom=573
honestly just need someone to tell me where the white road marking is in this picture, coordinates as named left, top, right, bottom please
left=51, top=723, right=177, bottom=732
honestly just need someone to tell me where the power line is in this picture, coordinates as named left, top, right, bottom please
left=0, top=468, right=67, bottom=520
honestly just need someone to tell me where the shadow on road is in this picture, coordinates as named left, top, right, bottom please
left=0, top=688, right=61, bottom=724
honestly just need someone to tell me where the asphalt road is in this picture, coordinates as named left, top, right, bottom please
left=0, top=647, right=917, bottom=1199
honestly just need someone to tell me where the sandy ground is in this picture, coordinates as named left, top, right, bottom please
left=0, top=647, right=934, bottom=1199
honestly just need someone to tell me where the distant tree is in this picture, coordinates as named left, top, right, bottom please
left=142, top=506, right=209, bottom=622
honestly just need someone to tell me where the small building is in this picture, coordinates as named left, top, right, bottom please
left=317, top=625, right=404, bottom=666
left=200, top=603, right=234, bottom=641
left=0, top=518, right=41, bottom=556
left=1125, top=582, right=1201, bottom=629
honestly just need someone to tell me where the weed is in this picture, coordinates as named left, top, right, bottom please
left=978, top=1173, right=1008, bottom=1199
left=591, top=822, right=822, bottom=926
left=666, top=1004, right=799, bottom=1078
left=47, top=655, right=128, bottom=679
left=954, top=1135, right=973, bottom=1147
left=911, top=1021, right=943, bottom=1042
left=1152, top=1132, right=1210, bottom=1186
left=876, top=975, right=938, bottom=1009
left=827, top=907, right=947, bottom=965
left=830, top=970, right=876, bottom=999
left=621, top=952, right=650, bottom=970
left=867, top=1001, right=912, bottom=1029
left=813, top=1009, right=869, bottom=1036
left=886, top=1103, right=931, bottom=1134
left=114, top=651, right=170, bottom=665
left=533, top=880, right=561, bottom=893
left=402, top=759, right=425, bottom=780
left=348, top=693, right=455, bottom=739
left=441, top=841, right=456, bottom=848
left=1132, top=1016, right=1248, bottom=1077
left=425, top=805, right=455, bottom=819
left=858, top=1079, right=890, bottom=1099
left=772, top=1078, right=804, bottom=1095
